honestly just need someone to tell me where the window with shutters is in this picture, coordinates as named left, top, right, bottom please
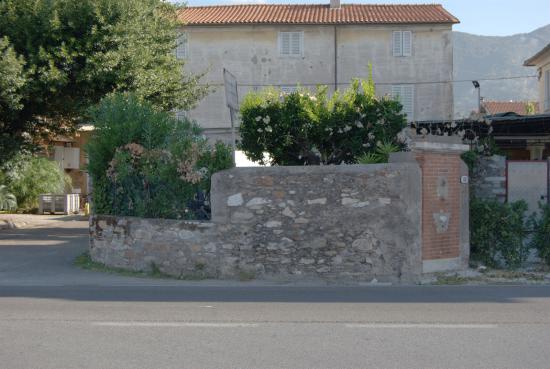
left=545, top=70, right=550, bottom=111
left=54, top=146, right=80, bottom=170
left=279, top=32, right=303, bottom=57
left=176, top=32, right=188, bottom=59
left=391, top=85, right=415, bottom=121
left=392, top=31, right=412, bottom=57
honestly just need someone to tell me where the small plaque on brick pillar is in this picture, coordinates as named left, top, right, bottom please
left=433, top=211, right=451, bottom=233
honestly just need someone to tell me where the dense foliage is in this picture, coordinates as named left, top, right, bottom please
left=0, top=0, right=207, bottom=161
left=87, top=94, right=233, bottom=220
left=0, top=37, right=27, bottom=163
left=0, top=154, right=70, bottom=210
left=239, top=78, right=407, bottom=165
left=470, top=198, right=529, bottom=269
left=529, top=204, right=550, bottom=266
left=0, top=185, right=17, bottom=211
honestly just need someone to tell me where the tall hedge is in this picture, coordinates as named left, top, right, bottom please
left=86, top=93, right=232, bottom=220
left=239, top=78, right=407, bottom=165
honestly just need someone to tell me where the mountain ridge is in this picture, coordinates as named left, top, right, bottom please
left=453, top=24, right=550, bottom=117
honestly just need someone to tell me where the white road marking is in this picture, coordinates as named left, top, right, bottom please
left=92, top=321, right=498, bottom=329
left=92, top=321, right=258, bottom=328
left=346, top=323, right=497, bottom=329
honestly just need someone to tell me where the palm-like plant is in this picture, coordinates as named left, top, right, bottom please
left=0, top=185, right=17, bottom=211
left=357, top=141, right=401, bottom=164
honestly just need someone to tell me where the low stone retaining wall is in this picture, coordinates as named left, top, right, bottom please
left=90, top=163, right=423, bottom=283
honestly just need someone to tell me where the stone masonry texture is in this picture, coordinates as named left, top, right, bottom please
left=90, top=164, right=423, bottom=283
left=470, top=155, right=506, bottom=202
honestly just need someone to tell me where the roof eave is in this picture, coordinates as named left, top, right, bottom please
left=524, top=43, right=550, bottom=67
left=184, top=20, right=459, bottom=27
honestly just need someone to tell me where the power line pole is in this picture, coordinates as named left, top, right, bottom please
left=472, top=80, right=481, bottom=113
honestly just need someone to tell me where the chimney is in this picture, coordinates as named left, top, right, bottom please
left=330, top=0, right=340, bottom=9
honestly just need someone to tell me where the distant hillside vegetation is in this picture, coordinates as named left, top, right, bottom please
left=453, top=24, right=550, bottom=117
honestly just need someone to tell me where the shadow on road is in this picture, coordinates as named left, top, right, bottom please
left=2, top=219, right=550, bottom=305
left=2, top=284, right=550, bottom=304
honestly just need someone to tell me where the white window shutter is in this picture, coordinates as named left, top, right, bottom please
left=546, top=70, right=550, bottom=110
left=291, top=32, right=302, bottom=56
left=402, top=85, right=414, bottom=120
left=64, top=147, right=80, bottom=169
left=392, top=31, right=402, bottom=57
left=279, top=32, right=302, bottom=57
left=54, top=146, right=64, bottom=167
left=279, top=32, right=290, bottom=56
left=391, top=85, right=402, bottom=100
left=391, top=85, right=414, bottom=121
left=176, top=32, right=188, bottom=59
left=402, top=31, right=412, bottom=56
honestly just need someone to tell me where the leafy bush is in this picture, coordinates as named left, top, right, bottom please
left=461, top=137, right=502, bottom=171
left=0, top=154, right=70, bottom=210
left=0, top=185, right=17, bottom=211
left=357, top=141, right=401, bottom=164
left=239, top=77, right=407, bottom=165
left=529, top=203, right=550, bottom=266
left=86, top=93, right=233, bottom=220
left=470, top=198, right=529, bottom=268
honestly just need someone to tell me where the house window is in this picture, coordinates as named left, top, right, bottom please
left=393, top=31, right=412, bottom=57
left=279, top=32, right=303, bottom=57
left=281, top=85, right=298, bottom=93
left=176, top=32, right=188, bottom=59
left=545, top=70, right=550, bottom=111
left=391, top=85, right=415, bottom=121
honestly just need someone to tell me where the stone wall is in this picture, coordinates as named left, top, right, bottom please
left=90, top=164, right=423, bottom=283
left=470, top=155, right=506, bottom=202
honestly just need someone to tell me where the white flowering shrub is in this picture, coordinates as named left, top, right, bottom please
left=239, top=78, right=407, bottom=165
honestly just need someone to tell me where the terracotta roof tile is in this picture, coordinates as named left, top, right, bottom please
left=482, top=101, right=540, bottom=116
left=178, top=4, right=459, bottom=26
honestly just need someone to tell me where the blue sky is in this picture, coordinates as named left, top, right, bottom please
left=171, top=0, right=550, bottom=36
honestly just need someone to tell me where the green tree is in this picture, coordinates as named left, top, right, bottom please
left=0, top=0, right=207, bottom=159
left=0, top=37, right=27, bottom=163
left=1, top=154, right=70, bottom=210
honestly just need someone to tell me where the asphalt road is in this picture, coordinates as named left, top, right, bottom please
left=1, top=216, right=550, bottom=369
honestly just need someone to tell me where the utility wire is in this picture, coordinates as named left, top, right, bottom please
left=198, top=74, right=538, bottom=87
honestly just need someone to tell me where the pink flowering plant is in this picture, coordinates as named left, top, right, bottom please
left=239, top=76, right=407, bottom=165
left=87, top=93, right=233, bottom=219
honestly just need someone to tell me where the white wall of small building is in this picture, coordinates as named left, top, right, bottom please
left=536, top=53, right=550, bottom=113
left=180, top=23, right=454, bottom=142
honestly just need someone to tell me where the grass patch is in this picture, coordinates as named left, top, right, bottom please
left=433, top=269, right=548, bottom=285
left=74, top=252, right=216, bottom=280
left=74, top=252, right=171, bottom=279
left=433, top=273, right=477, bottom=285
left=238, top=269, right=256, bottom=281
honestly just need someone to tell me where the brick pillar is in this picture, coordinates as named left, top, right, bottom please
left=411, top=136, right=470, bottom=273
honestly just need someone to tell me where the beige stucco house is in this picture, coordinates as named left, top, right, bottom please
left=525, top=43, right=550, bottom=114
left=177, top=2, right=459, bottom=142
